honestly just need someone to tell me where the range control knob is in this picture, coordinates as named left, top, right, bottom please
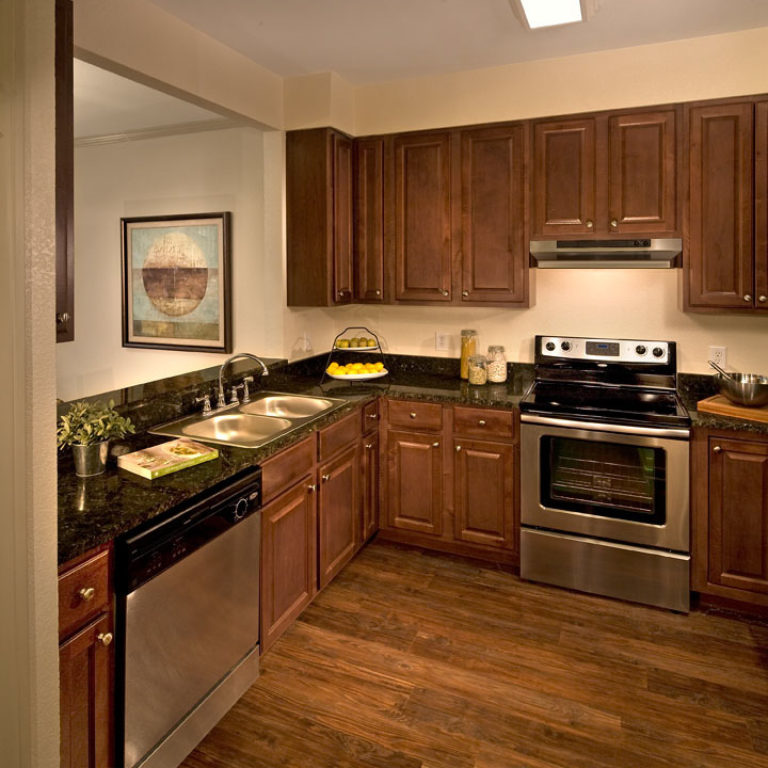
left=635, top=345, right=647, bottom=356
left=545, top=341, right=556, bottom=352
left=561, top=341, right=571, bottom=351
left=652, top=346, right=664, bottom=358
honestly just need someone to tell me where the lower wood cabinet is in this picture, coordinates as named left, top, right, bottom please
left=260, top=479, right=318, bottom=654
left=386, top=429, right=444, bottom=536
left=692, top=428, right=768, bottom=607
left=453, top=437, right=516, bottom=551
left=318, top=443, right=359, bottom=588
left=58, top=547, right=113, bottom=768
left=360, top=431, right=380, bottom=543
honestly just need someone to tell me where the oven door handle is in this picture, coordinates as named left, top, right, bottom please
left=519, top=413, right=690, bottom=440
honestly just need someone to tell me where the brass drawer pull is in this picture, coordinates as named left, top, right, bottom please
left=97, top=632, right=113, bottom=647
left=713, top=446, right=722, bottom=453
left=409, top=412, right=417, bottom=419
left=456, top=445, right=462, bottom=452
left=432, top=442, right=440, bottom=448
left=78, top=587, right=96, bottom=602
left=478, top=419, right=486, bottom=426
left=322, top=474, right=330, bottom=482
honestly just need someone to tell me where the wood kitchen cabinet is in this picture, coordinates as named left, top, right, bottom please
left=354, top=137, right=386, bottom=302
left=692, top=428, right=768, bottom=608
left=532, top=108, right=679, bottom=237
left=458, top=123, right=528, bottom=304
left=55, top=0, right=74, bottom=341
left=59, top=547, right=113, bottom=768
left=286, top=128, right=353, bottom=306
left=393, top=131, right=453, bottom=301
left=360, top=399, right=381, bottom=543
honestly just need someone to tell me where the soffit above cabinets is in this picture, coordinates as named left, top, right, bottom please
left=147, top=0, right=768, bottom=85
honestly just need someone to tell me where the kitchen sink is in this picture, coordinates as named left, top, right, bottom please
left=150, top=391, right=347, bottom=449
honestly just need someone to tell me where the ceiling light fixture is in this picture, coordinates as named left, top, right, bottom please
left=509, top=0, right=600, bottom=30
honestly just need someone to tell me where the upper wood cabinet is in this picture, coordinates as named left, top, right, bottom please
left=354, top=137, right=386, bottom=302
left=393, top=131, right=453, bottom=302
left=286, top=128, right=353, bottom=306
left=687, top=101, right=754, bottom=309
left=55, top=0, right=74, bottom=341
left=458, top=124, right=528, bottom=304
left=755, top=100, right=768, bottom=310
left=531, top=108, right=679, bottom=237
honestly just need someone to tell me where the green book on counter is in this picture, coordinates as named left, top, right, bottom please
left=117, top=439, right=218, bottom=479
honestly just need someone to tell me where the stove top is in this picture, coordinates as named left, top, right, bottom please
left=519, top=335, right=691, bottom=429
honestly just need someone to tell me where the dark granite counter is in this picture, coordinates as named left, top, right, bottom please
left=58, top=355, right=533, bottom=564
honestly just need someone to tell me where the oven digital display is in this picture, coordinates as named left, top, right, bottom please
left=586, top=341, right=620, bottom=356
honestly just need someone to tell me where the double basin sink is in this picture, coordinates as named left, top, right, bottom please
left=150, top=392, right=347, bottom=449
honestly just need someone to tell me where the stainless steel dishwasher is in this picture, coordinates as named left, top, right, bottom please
left=115, top=467, right=262, bottom=768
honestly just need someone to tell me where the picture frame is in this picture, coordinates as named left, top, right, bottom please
left=121, top=212, right=232, bottom=353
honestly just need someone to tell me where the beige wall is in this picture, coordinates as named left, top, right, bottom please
left=58, top=127, right=288, bottom=401
left=0, top=0, right=59, bottom=766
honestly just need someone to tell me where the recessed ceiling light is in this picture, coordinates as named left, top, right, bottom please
left=510, top=0, right=599, bottom=30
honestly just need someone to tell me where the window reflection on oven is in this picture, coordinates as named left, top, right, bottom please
left=539, top=437, right=666, bottom=525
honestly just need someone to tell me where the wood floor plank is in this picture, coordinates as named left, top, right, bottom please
left=180, top=540, right=768, bottom=768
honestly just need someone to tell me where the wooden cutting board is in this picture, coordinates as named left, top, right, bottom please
left=696, top=394, right=768, bottom=424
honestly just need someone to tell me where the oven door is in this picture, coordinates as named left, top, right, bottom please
left=521, top=415, right=689, bottom=552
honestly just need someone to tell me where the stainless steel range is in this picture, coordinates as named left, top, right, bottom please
left=519, top=336, right=691, bottom=612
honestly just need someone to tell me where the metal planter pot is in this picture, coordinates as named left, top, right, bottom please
left=72, top=440, right=109, bottom=477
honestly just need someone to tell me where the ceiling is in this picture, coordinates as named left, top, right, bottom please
left=146, top=0, right=768, bottom=85
left=73, top=60, right=225, bottom=140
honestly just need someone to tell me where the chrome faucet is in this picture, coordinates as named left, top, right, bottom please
left=217, top=353, right=269, bottom=409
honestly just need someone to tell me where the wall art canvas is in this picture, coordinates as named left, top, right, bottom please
left=121, top=212, right=232, bottom=352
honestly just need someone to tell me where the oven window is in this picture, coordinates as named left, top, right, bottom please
left=540, top=436, right=666, bottom=524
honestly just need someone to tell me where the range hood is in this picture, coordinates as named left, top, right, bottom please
left=530, top=238, right=682, bottom=269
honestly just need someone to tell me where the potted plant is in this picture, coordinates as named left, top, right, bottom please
left=57, top=400, right=135, bottom=477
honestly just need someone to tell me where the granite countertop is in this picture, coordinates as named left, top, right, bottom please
left=57, top=359, right=533, bottom=564
left=59, top=358, right=768, bottom=565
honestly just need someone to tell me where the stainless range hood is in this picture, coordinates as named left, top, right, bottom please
left=530, top=238, right=682, bottom=269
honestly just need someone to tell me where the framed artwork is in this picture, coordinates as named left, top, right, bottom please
left=121, top=212, right=232, bottom=353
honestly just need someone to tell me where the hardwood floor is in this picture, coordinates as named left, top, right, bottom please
left=181, top=540, right=768, bottom=768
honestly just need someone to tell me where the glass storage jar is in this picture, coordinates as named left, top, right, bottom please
left=460, top=329, right=478, bottom=380
left=467, top=354, right=488, bottom=385
left=487, top=345, right=507, bottom=383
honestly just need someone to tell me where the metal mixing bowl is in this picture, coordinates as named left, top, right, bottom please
left=716, top=372, right=768, bottom=407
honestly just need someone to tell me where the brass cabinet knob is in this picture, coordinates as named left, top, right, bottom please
left=610, top=218, right=618, bottom=229
left=375, top=289, right=381, bottom=296
left=365, top=443, right=373, bottom=450
left=759, top=295, right=767, bottom=303
left=432, top=442, right=440, bottom=448
left=366, top=413, right=379, bottom=420
left=744, top=294, right=752, bottom=302
left=455, top=445, right=462, bottom=452
left=440, top=289, right=449, bottom=296
left=338, top=291, right=345, bottom=299
left=585, top=219, right=594, bottom=229
left=321, top=474, right=330, bottom=482
left=478, top=419, right=486, bottom=426
left=78, top=587, right=96, bottom=602
left=307, top=483, right=317, bottom=492
left=97, top=632, right=113, bottom=647
left=409, top=412, right=416, bottom=419
left=462, top=290, right=469, bottom=297
left=713, top=446, right=722, bottom=453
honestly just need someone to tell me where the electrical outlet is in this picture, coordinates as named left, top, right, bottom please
left=709, top=346, right=727, bottom=369
left=435, top=332, right=450, bottom=352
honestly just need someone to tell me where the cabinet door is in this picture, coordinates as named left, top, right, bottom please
left=260, top=480, right=317, bottom=653
left=55, top=0, right=74, bottom=341
left=318, top=444, right=359, bottom=588
left=333, top=132, right=354, bottom=304
left=532, top=118, right=596, bottom=236
left=393, top=132, right=452, bottom=301
left=354, top=137, right=385, bottom=302
left=60, top=613, right=113, bottom=768
left=608, top=109, right=678, bottom=235
left=360, top=431, right=380, bottom=543
left=386, top=429, right=443, bottom=536
left=454, top=438, right=516, bottom=551
left=459, top=124, right=528, bottom=304
left=755, top=101, right=768, bottom=311
left=687, top=102, right=754, bottom=309
left=708, top=437, right=768, bottom=595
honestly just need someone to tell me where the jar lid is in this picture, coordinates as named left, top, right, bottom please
left=461, top=329, right=478, bottom=336
left=468, top=354, right=487, bottom=363
left=487, top=345, right=505, bottom=353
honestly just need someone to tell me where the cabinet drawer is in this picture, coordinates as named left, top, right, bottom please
left=262, top=436, right=315, bottom=503
left=387, top=400, right=443, bottom=431
left=453, top=406, right=515, bottom=439
left=319, top=410, right=361, bottom=462
left=58, top=549, right=111, bottom=641
left=362, top=399, right=380, bottom=434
